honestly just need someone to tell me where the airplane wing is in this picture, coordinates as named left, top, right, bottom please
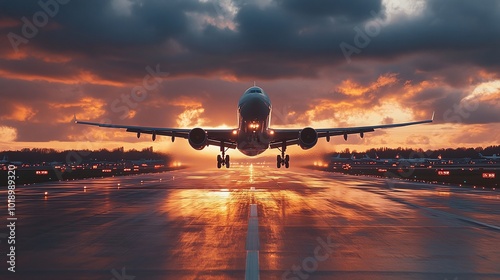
left=269, top=114, right=434, bottom=149
left=73, top=116, right=238, bottom=149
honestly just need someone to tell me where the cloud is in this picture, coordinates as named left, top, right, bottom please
left=0, top=126, right=17, bottom=142
left=276, top=0, right=382, bottom=20
left=0, top=0, right=499, bottom=149
left=0, top=103, right=36, bottom=122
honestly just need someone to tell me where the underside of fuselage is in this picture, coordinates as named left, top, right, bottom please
left=237, top=131, right=269, bottom=156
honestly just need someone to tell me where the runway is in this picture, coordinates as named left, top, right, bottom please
left=2, top=165, right=500, bottom=279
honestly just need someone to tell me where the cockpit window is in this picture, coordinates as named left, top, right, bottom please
left=246, top=87, right=264, bottom=94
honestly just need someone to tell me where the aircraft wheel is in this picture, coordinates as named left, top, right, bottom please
left=217, top=155, right=222, bottom=169
left=225, top=155, right=230, bottom=168
left=285, top=160, right=289, bottom=168
left=277, top=155, right=282, bottom=168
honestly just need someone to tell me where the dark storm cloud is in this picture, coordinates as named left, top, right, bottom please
left=276, top=0, right=382, bottom=20
left=2, top=0, right=500, bottom=79
left=0, top=0, right=200, bottom=50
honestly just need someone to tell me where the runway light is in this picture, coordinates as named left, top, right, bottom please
left=482, top=173, right=496, bottom=179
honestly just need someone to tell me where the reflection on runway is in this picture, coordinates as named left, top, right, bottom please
left=1, top=165, right=499, bottom=279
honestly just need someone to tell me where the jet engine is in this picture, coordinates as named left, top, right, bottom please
left=299, top=127, right=318, bottom=150
left=188, top=128, right=208, bottom=150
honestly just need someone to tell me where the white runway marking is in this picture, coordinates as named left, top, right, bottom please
left=245, top=203, right=260, bottom=280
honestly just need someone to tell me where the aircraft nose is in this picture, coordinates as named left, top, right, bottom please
left=240, top=97, right=270, bottom=120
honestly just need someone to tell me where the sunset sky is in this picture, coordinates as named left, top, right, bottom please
left=1, top=0, right=499, bottom=160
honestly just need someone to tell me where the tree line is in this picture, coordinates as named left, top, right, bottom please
left=326, top=145, right=500, bottom=159
left=0, top=146, right=171, bottom=164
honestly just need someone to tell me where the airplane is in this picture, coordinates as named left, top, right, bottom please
left=74, top=86, right=433, bottom=169
left=396, top=155, right=427, bottom=164
left=352, top=154, right=377, bottom=162
left=330, top=154, right=355, bottom=162
left=0, top=155, right=22, bottom=166
left=479, top=153, right=499, bottom=160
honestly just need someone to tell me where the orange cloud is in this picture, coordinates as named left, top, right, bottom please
left=0, top=104, right=36, bottom=121
left=448, top=124, right=500, bottom=145
left=177, top=107, right=206, bottom=127
left=49, top=97, right=107, bottom=123
left=337, top=73, right=398, bottom=96
left=0, top=68, right=126, bottom=87
left=3, top=47, right=73, bottom=63
left=403, top=80, right=438, bottom=98
left=0, top=126, right=17, bottom=142
left=164, top=96, right=207, bottom=127
left=466, top=80, right=500, bottom=104
left=167, top=96, right=204, bottom=107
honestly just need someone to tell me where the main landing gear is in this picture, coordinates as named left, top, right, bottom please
left=217, top=143, right=230, bottom=169
left=277, top=142, right=290, bottom=168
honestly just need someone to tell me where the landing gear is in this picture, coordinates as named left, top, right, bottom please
left=277, top=142, right=290, bottom=168
left=217, top=142, right=230, bottom=169
left=217, top=155, right=223, bottom=169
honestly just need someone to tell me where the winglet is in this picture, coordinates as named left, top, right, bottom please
left=73, top=114, right=78, bottom=124
left=431, top=111, right=435, bottom=121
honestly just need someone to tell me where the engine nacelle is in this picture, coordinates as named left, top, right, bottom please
left=188, top=128, right=208, bottom=150
left=299, top=127, right=318, bottom=150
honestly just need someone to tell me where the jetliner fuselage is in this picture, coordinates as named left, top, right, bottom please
left=237, top=86, right=272, bottom=156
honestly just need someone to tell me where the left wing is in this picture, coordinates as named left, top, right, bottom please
left=269, top=113, right=434, bottom=149
left=73, top=116, right=238, bottom=149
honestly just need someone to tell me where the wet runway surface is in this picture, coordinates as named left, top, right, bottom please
left=2, top=165, right=500, bottom=279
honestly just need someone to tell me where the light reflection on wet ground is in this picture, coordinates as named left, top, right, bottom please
left=1, top=165, right=499, bottom=279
